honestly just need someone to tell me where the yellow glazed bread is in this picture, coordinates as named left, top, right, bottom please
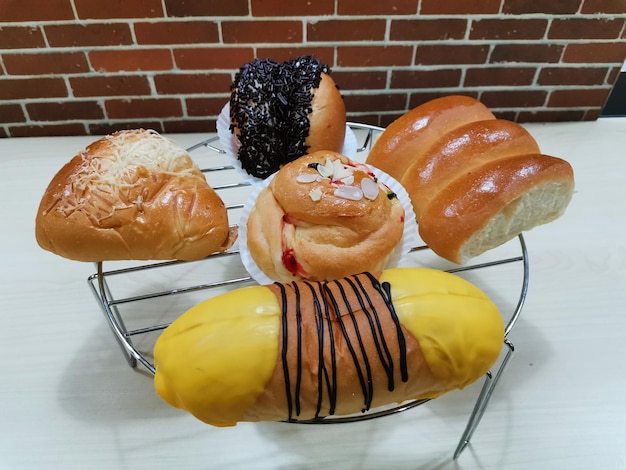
left=35, top=129, right=237, bottom=262
left=153, top=267, right=505, bottom=426
left=230, top=56, right=346, bottom=179
left=246, top=150, right=405, bottom=282
left=365, top=96, right=575, bottom=264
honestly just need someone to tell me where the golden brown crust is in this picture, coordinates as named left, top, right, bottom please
left=418, top=154, right=575, bottom=263
left=35, top=129, right=237, bottom=262
left=246, top=151, right=405, bottom=282
left=306, top=73, right=347, bottom=154
left=401, top=119, right=541, bottom=218
left=365, top=95, right=496, bottom=181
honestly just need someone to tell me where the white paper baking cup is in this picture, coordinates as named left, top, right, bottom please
left=238, top=165, right=419, bottom=285
left=217, top=102, right=358, bottom=183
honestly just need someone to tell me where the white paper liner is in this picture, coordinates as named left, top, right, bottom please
left=238, top=165, right=419, bottom=285
left=217, top=102, right=358, bottom=184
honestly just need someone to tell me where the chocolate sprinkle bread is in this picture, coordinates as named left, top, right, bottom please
left=229, top=56, right=332, bottom=179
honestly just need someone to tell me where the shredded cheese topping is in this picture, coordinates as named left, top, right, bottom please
left=57, top=129, right=200, bottom=223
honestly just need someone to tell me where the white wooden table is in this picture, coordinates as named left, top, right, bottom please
left=1, top=118, right=625, bottom=469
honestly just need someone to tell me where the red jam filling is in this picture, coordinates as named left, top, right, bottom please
left=282, top=249, right=304, bottom=277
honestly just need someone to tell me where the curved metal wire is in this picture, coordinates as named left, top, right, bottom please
left=87, top=123, right=530, bottom=457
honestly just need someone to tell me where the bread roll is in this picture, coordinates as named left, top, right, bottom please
left=402, top=119, right=541, bottom=218
left=366, top=95, right=496, bottom=181
left=230, top=56, right=346, bottom=179
left=35, top=129, right=237, bottom=262
left=419, top=153, right=575, bottom=264
left=153, top=267, right=505, bottom=426
left=245, top=150, right=405, bottom=282
left=365, top=95, right=575, bottom=264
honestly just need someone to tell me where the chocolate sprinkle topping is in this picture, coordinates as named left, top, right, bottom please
left=229, top=56, right=331, bottom=179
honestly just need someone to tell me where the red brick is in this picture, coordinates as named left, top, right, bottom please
left=256, top=48, right=335, bottom=66
left=0, top=104, right=25, bottom=123
left=89, top=121, right=164, bottom=135
left=548, top=18, right=625, bottom=40
left=390, top=19, right=467, bottom=41
left=378, top=113, right=404, bottom=128
left=186, top=97, right=230, bottom=116
left=164, top=119, right=215, bottom=133
left=105, top=98, right=183, bottom=119
left=465, top=67, right=536, bottom=87
left=26, top=101, right=104, bottom=121
left=537, top=67, right=610, bottom=86
left=0, top=78, right=67, bottom=100
left=45, top=23, right=133, bottom=47
left=330, top=71, right=387, bottom=91
left=502, top=0, right=582, bottom=14
left=480, top=90, right=548, bottom=108
left=518, top=109, right=586, bottom=122
left=154, top=73, right=232, bottom=94
left=470, top=19, right=548, bottom=40
left=421, top=0, right=500, bottom=14
left=222, top=21, right=302, bottom=44
left=337, top=0, right=418, bottom=15
left=583, top=108, right=602, bottom=120
left=174, top=47, right=254, bottom=70
left=3, top=52, right=89, bottom=75
left=0, top=128, right=7, bottom=138
left=89, top=49, right=173, bottom=72
left=491, top=111, right=519, bottom=121
left=134, top=21, right=219, bottom=45
left=548, top=88, right=612, bottom=107
left=0, top=0, right=74, bottom=22
left=409, top=91, right=480, bottom=109
left=308, top=20, right=386, bottom=42
left=390, top=69, right=462, bottom=89
left=74, top=0, right=163, bottom=19
left=252, top=0, right=334, bottom=16
left=416, top=44, right=489, bottom=65
left=0, top=26, right=45, bottom=49
left=165, top=0, right=248, bottom=16
left=69, top=75, right=152, bottom=97
left=343, top=93, right=408, bottom=112
left=562, top=42, right=626, bottom=64
left=337, top=46, right=413, bottom=67
left=581, top=0, right=626, bottom=13
left=355, top=114, right=385, bottom=127
left=491, top=44, right=564, bottom=63
left=607, top=66, right=622, bottom=85
left=9, top=124, right=87, bottom=137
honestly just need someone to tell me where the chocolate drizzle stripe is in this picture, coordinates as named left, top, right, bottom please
left=278, top=273, right=409, bottom=420
left=375, top=275, right=409, bottom=383
left=347, top=275, right=396, bottom=392
left=323, top=280, right=373, bottom=412
left=293, top=282, right=303, bottom=417
left=277, top=283, right=294, bottom=421
left=304, top=281, right=336, bottom=418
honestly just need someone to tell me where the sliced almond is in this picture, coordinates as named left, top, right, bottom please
left=334, top=185, right=363, bottom=201
left=361, top=177, right=379, bottom=201
left=296, top=173, right=319, bottom=183
left=309, top=188, right=323, bottom=201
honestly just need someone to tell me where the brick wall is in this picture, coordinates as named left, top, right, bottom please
left=1, top=0, right=625, bottom=137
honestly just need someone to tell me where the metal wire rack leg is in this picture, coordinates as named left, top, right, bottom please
left=453, top=339, right=515, bottom=459
left=453, top=233, right=529, bottom=458
left=87, top=262, right=156, bottom=373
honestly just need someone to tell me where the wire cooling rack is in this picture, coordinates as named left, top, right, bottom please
left=87, top=123, right=529, bottom=459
